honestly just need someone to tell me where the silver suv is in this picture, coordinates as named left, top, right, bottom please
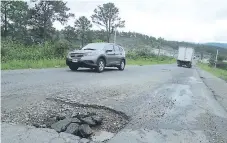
left=66, top=43, right=126, bottom=72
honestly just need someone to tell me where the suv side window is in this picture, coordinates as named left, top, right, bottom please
left=118, top=46, right=123, bottom=52
left=116, top=45, right=123, bottom=52
left=113, top=45, right=119, bottom=52
left=105, top=44, right=114, bottom=51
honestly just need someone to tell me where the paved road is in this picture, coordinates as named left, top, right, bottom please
left=2, top=65, right=227, bottom=143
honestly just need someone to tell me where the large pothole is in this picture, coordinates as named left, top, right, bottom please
left=2, top=98, right=129, bottom=142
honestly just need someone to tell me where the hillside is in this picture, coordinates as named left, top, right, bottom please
left=107, top=32, right=227, bottom=57
left=205, top=43, right=227, bottom=49
left=58, top=30, right=227, bottom=57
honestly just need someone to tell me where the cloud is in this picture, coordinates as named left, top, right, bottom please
left=54, top=0, right=227, bottom=43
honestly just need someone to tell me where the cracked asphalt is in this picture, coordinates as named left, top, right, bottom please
left=2, top=123, right=82, bottom=143
left=1, top=64, right=227, bottom=143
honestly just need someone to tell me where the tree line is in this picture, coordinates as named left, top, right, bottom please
left=1, top=0, right=227, bottom=58
left=1, top=1, right=124, bottom=46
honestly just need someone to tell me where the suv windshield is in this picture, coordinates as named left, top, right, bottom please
left=82, top=43, right=105, bottom=50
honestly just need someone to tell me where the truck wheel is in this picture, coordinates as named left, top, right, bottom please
left=96, top=58, right=105, bottom=73
left=118, top=60, right=125, bottom=71
left=177, top=63, right=182, bottom=67
left=69, top=65, right=79, bottom=71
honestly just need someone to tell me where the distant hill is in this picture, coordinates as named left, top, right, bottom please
left=205, top=43, right=227, bottom=49
left=108, top=32, right=227, bottom=56
left=60, top=30, right=227, bottom=57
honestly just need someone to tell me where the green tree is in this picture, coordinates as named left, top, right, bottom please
left=10, top=2, right=29, bottom=42
left=91, top=30, right=106, bottom=42
left=62, top=25, right=77, bottom=42
left=91, top=2, right=125, bottom=43
left=218, top=56, right=225, bottom=62
left=1, top=1, right=29, bottom=40
left=29, top=1, right=74, bottom=43
left=74, top=16, right=92, bottom=47
left=157, top=37, right=164, bottom=56
left=1, top=1, right=12, bottom=37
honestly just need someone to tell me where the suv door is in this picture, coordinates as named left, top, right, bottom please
left=113, top=45, right=122, bottom=65
left=105, top=44, right=115, bottom=66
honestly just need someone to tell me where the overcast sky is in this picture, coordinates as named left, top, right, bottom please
left=53, top=0, right=227, bottom=43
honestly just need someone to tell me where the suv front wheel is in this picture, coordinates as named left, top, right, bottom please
left=118, top=60, right=125, bottom=71
left=69, top=65, right=79, bottom=71
left=96, top=58, right=105, bottom=73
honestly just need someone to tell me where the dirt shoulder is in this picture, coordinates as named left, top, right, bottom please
left=197, top=67, right=227, bottom=112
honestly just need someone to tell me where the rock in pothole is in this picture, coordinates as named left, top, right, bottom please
left=91, top=115, right=103, bottom=125
left=32, top=123, right=40, bottom=128
left=65, top=123, right=79, bottom=134
left=49, top=115, right=103, bottom=138
left=71, top=118, right=81, bottom=123
left=56, top=115, right=66, bottom=121
left=71, top=112, right=79, bottom=118
left=45, top=117, right=57, bottom=128
left=80, top=117, right=96, bottom=126
left=40, top=124, right=47, bottom=128
left=51, top=118, right=71, bottom=132
left=78, top=124, right=93, bottom=138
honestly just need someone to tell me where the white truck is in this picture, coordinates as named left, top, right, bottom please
left=177, top=46, right=194, bottom=68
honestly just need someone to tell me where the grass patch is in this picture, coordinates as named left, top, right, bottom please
left=198, top=63, right=227, bottom=81
left=1, top=59, right=66, bottom=70
left=1, top=58, right=176, bottom=70
left=127, top=58, right=176, bottom=65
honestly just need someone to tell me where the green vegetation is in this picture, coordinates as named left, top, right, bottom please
left=1, top=40, right=70, bottom=62
left=1, top=41, right=175, bottom=70
left=1, top=40, right=175, bottom=70
left=208, top=55, right=227, bottom=70
left=127, top=58, right=175, bottom=65
left=1, top=40, right=69, bottom=70
left=126, top=50, right=175, bottom=65
left=1, top=59, right=65, bottom=70
left=198, top=63, right=227, bottom=81
left=1, top=1, right=226, bottom=70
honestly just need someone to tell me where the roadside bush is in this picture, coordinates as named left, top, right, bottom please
left=217, top=62, right=227, bottom=70
left=1, top=43, right=9, bottom=59
left=209, top=56, right=215, bottom=67
left=159, top=55, right=168, bottom=61
left=126, top=48, right=174, bottom=63
left=208, top=56, right=227, bottom=70
left=1, top=40, right=70, bottom=62
left=53, top=40, right=70, bottom=57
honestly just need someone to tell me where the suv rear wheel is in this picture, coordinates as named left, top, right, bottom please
left=96, top=58, right=105, bottom=73
left=118, top=60, right=125, bottom=71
